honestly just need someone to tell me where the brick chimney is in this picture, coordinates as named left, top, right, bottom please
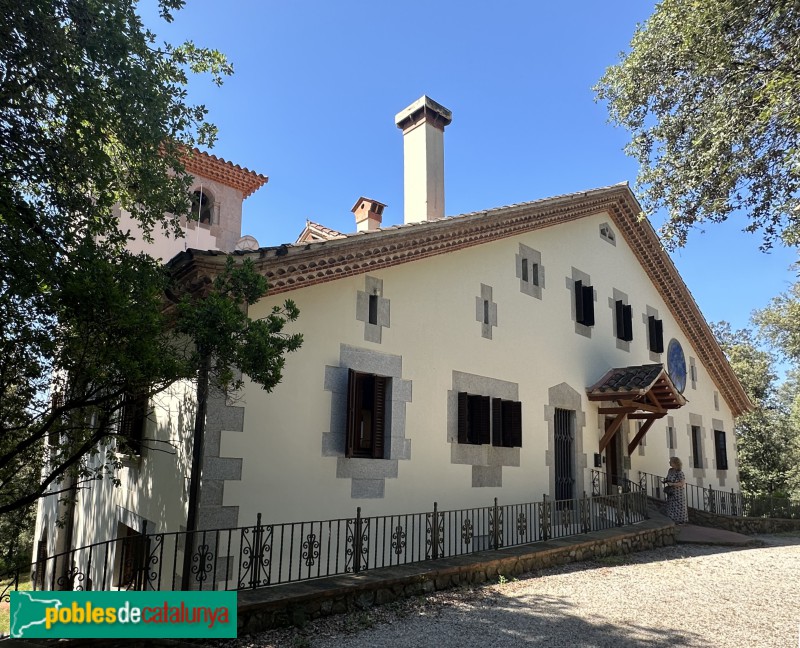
left=352, top=197, right=386, bottom=232
left=395, top=96, right=452, bottom=224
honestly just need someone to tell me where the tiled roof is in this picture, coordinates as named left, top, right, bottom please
left=170, top=183, right=752, bottom=416
left=587, top=364, right=666, bottom=396
left=295, top=221, right=346, bottom=244
left=182, top=148, right=268, bottom=198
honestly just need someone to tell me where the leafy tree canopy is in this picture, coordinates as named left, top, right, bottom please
left=0, top=1, right=302, bottom=528
left=712, top=321, right=799, bottom=497
left=596, top=0, right=800, bottom=249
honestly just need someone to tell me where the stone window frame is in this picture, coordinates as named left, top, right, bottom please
left=689, top=357, right=698, bottom=389
left=448, top=371, right=520, bottom=488
left=688, top=413, right=707, bottom=478
left=643, top=306, right=664, bottom=362
left=599, top=222, right=617, bottom=246
left=323, top=344, right=412, bottom=499
left=712, top=418, right=729, bottom=487
left=665, top=415, right=676, bottom=451
left=356, top=276, right=390, bottom=344
left=515, top=243, right=545, bottom=299
left=545, top=383, right=587, bottom=499
left=568, top=268, right=595, bottom=338
left=609, top=289, right=632, bottom=352
left=475, top=284, right=498, bottom=340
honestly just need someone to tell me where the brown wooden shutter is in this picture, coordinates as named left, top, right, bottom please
left=492, top=398, right=503, bottom=447
left=346, top=369, right=357, bottom=457
left=623, top=304, right=633, bottom=341
left=457, top=392, right=468, bottom=444
left=508, top=401, right=522, bottom=447
left=615, top=300, right=624, bottom=338
left=479, top=396, right=491, bottom=445
left=575, top=280, right=584, bottom=323
left=655, top=319, right=664, bottom=353
left=372, top=376, right=387, bottom=458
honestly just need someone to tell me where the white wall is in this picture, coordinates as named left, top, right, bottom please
left=221, top=210, right=738, bottom=526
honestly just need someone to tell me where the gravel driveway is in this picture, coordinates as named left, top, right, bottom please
left=226, top=533, right=800, bottom=648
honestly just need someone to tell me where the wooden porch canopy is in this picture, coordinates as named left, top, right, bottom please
left=587, top=364, right=687, bottom=456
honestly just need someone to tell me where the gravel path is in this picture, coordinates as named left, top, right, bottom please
left=227, top=533, right=800, bottom=648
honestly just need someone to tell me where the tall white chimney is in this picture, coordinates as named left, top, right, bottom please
left=395, top=96, right=452, bottom=224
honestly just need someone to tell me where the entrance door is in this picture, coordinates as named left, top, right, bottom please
left=554, top=408, right=575, bottom=502
left=605, top=418, right=622, bottom=493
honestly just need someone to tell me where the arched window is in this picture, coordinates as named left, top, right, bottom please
left=191, top=188, right=214, bottom=225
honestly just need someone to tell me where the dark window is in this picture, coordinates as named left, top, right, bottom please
left=574, top=280, right=594, bottom=326
left=667, top=425, right=676, bottom=450
left=120, top=392, right=148, bottom=455
left=346, top=370, right=387, bottom=458
left=648, top=315, right=664, bottom=353
left=521, top=258, right=529, bottom=283
left=615, top=300, right=633, bottom=341
left=531, top=263, right=539, bottom=286
left=691, top=425, right=702, bottom=469
left=457, top=393, right=490, bottom=445
left=483, top=299, right=489, bottom=325
left=115, top=524, right=149, bottom=590
left=554, top=408, right=575, bottom=501
left=368, top=294, right=378, bottom=325
left=714, top=430, right=728, bottom=470
left=491, top=398, right=522, bottom=448
left=191, top=189, right=214, bottom=224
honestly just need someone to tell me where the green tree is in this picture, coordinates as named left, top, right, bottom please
left=712, top=322, right=799, bottom=496
left=596, top=0, right=800, bottom=249
left=173, top=255, right=302, bottom=588
left=0, top=0, right=302, bottom=537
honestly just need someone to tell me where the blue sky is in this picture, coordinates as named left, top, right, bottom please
left=143, top=1, right=797, bottom=332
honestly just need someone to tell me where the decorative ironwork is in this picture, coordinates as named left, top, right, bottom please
left=554, top=409, right=576, bottom=501
left=560, top=506, right=572, bottom=532
left=538, top=498, right=552, bottom=541
left=302, top=533, right=320, bottom=568
left=0, top=572, right=18, bottom=602
left=707, top=485, right=716, bottom=514
left=489, top=500, right=503, bottom=549
left=391, top=525, right=406, bottom=556
left=142, top=534, right=164, bottom=590
left=425, top=503, right=444, bottom=560
left=580, top=493, right=591, bottom=533
left=516, top=512, right=527, bottom=539
left=56, top=563, right=85, bottom=591
left=346, top=509, right=369, bottom=573
left=461, top=518, right=474, bottom=546
left=591, top=469, right=601, bottom=496
left=238, top=515, right=273, bottom=589
left=191, top=543, right=214, bottom=583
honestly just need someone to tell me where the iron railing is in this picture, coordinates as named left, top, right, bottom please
left=638, top=471, right=800, bottom=519
left=1, top=491, right=648, bottom=600
left=589, top=469, right=645, bottom=497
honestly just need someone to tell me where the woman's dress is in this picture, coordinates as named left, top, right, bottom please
left=665, top=468, right=687, bottom=523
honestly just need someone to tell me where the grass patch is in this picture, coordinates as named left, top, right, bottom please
left=0, top=578, right=32, bottom=637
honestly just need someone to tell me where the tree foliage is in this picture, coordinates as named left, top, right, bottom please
left=596, top=0, right=800, bottom=249
left=0, top=0, right=301, bottom=531
left=712, top=322, right=799, bottom=496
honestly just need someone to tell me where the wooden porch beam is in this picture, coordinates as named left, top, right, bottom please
left=598, top=406, right=636, bottom=415
left=627, top=417, right=657, bottom=455
left=619, top=399, right=666, bottom=415
left=599, top=412, right=626, bottom=453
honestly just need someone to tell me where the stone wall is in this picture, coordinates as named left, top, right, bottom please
left=237, top=519, right=676, bottom=634
left=688, top=509, right=800, bottom=535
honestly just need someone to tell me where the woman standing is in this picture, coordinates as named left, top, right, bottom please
left=664, top=456, right=688, bottom=524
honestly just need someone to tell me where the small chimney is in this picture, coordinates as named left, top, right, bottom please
left=395, top=95, right=452, bottom=224
left=352, top=197, right=386, bottom=233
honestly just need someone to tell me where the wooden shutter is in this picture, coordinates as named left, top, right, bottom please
left=648, top=315, right=657, bottom=350
left=479, top=396, right=491, bottom=445
left=346, top=369, right=358, bottom=457
left=575, top=280, right=584, bottom=323
left=492, top=398, right=503, bottom=447
left=623, top=304, right=633, bottom=341
left=372, top=376, right=387, bottom=459
left=615, top=300, right=624, bottom=338
left=507, top=401, right=522, bottom=448
left=457, top=392, right=468, bottom=444
left=655, top=318, right=664, bottom=353
left=581, top=285, right=595, bottom=326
